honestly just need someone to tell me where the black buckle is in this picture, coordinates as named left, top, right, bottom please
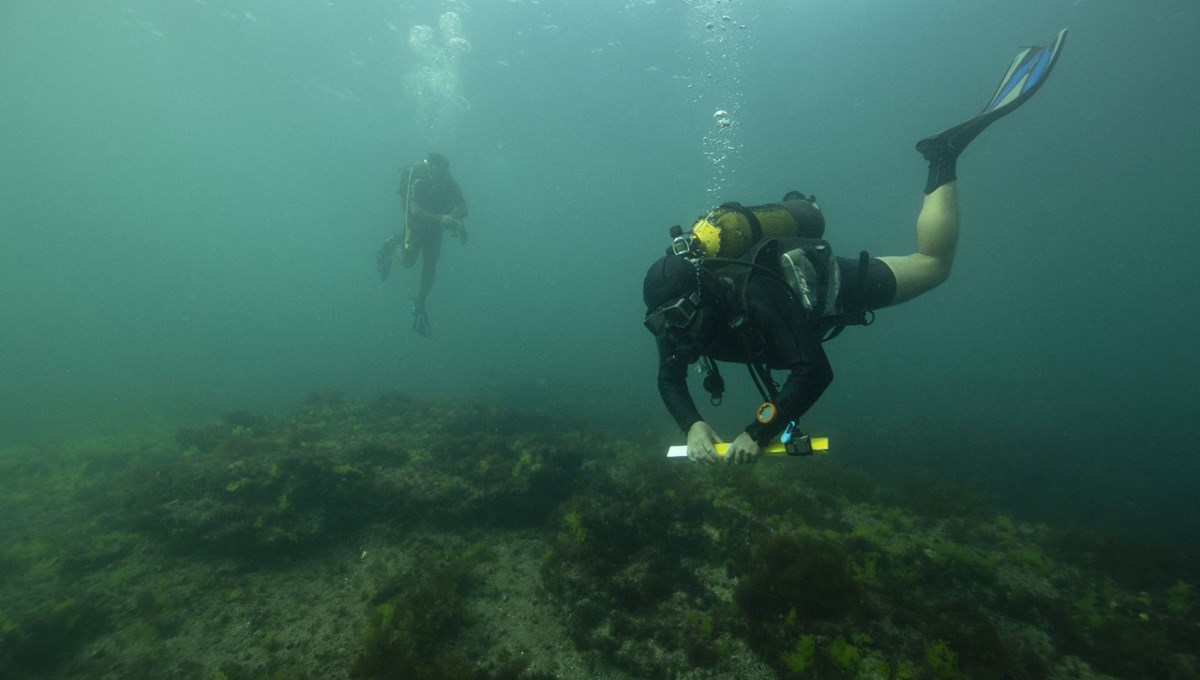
left=783, top=432, right=813, bottom=456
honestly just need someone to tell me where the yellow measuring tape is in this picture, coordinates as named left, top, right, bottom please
left=665, top=438, right=829, bottom=458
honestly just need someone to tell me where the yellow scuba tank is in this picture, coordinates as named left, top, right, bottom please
left=684, top=195, right=826, bottom=259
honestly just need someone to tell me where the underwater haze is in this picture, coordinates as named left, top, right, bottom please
left=2, top=0, right=1199, bottom=550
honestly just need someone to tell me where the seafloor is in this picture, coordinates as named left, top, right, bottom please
left=0, top=391, right=1196, bottom=680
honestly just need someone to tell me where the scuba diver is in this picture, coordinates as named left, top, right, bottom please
left=377, top=152, right=468, bottom=337
left=643, top=29, right=1067, bottom=464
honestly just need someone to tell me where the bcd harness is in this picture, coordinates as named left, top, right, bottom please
left=694, top=234, right=875, bottom=411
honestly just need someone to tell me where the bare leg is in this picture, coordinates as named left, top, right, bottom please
left=871, top=30, right=1066, bottom=307
left=877, top=182, right=959, bottom=305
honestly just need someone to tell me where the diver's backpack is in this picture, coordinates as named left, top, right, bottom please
left=695, top=236, right=866, bottom=405
left=661, top=194, right=869, bottom=339
left=711, top=237, right=838, bottom=319
left=707, top=236, right=872, bottom=341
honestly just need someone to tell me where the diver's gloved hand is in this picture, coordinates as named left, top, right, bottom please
left=686, top=421, right=722, bottom=464
left=724, top=432, right=761, bottom=465
left=411, top=300, right=431, bottom=337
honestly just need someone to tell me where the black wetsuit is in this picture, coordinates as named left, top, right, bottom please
left=401, top=164, right=465, bottom=305
left=655, top=254, right=896, bottom=445
left=407, top=164, right=464, bottom=217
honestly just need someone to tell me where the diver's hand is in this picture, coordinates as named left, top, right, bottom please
left=438, top=215, right=467, bottom=243
left=686, top=421, right=722, bottom=464
left=724, top=432, right=761, bottom=465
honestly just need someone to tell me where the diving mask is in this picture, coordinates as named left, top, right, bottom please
left=644, top=292, right=702, bottom=337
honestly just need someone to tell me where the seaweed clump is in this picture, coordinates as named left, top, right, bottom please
left=133, top=421, right=379, bottom=559
left=0, top=596, right=110, bottom=678
left=351, top=552, right=477, bottom=680
left=735, top=533, right=861, bottom=635
left=538, top=451, right=745, bottom=675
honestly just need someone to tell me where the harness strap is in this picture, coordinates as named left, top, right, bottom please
left=746, top=360, right=779, bottom=403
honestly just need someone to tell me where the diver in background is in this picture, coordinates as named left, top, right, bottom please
left=644, top=30, right=1068, bottom=464
left=377, top=152, right=468, bottom=337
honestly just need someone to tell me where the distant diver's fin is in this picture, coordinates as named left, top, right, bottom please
left=918, top=28, right=1068, bottom=160
left=376, top=236, right=399, bottom=281
left=411, top=300, right=431, bottom=337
